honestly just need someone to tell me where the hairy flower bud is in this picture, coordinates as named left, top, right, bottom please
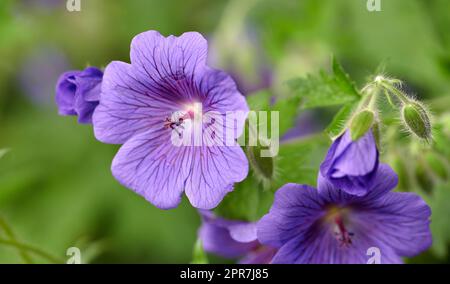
left=349, top=109, right=375, bottom=141
left=401, top=102, right=432, bottom=141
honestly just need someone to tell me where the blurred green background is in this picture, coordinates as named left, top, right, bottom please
left=0, top=0, right=449, bottom=263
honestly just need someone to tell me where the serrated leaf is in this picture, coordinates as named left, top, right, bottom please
left=287, top=58, right=360, bottom=109
left=331, top=57, right=359, bottom=98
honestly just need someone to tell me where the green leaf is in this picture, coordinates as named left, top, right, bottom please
left=331, top=57, right=360, bottom=98
left=271, top=135, right=327, bottom=195
left=213, top=176, right=262, bottom=222
left=190, top=239, right=209, bottom=264
left=246, top=89, right=301, bottom=136
left=272, top=96, right=301, bottom=136
left=246, top=90, right=272, bottom=111
left=429, top=183, right=450, bottom=258
left=287, top=58, right=360, bottom=109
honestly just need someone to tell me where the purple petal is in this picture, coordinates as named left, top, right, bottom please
left=318, top=164, right=398, bottom=204
left=239, top=246, right=277, bottom=264
left=76, top=67, right=103, bottom=102
left=111, top=128, right=192, bottom=209
left=55, top=71, right=80, bottom=115
left=74, top=96, right=98, bottom=124
left=201, top=69, right=249, bottom=142
left=355, top=192, right=432, bottom=257
left=55, top=67, right=103, bottom=124
left=320, top=129, right=378, bottom=196
left=261, top=171, right=420, bottom=263
left=93, top=61, right=179, bottom=144
left=228, top=222, right=257, bottom=243
left=270, top=226, right=402, bottom=264
left=358, top=163, right=399, bottom=202
left=95, top=31, right=249, bottom=209
left=185, top=145, right=248, bottom=209
left=257, top=184, right=325, bottom=248
left=199, top=221, right=258, bottom=258
left=130, top=31, right=208, bottom=94
left=332, top=130, right=377, bottom=177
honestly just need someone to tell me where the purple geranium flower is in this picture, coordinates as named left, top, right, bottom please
left=320, top=129, right=378, bottom=196
left=199, top=211, right=276, bottom=264
left=93, top=31, right=249, bottom=209
left=55, top=67, right=103, bottom=124
left=257, top=164, right=432, bottom=264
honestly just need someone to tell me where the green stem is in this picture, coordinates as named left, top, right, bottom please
left=380, top=82, right=409, bottom=104
left=0, top=238, right=63, bottom=264
left=0, top=217, right=33, bottom=264
left=383, top=89, right=397, bottom=108
left=359, top=83, right=379, bottom=112
left=367, top=92, right=378, bottom=111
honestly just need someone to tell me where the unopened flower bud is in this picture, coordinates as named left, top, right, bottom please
left=349, top=109, right=375, bottom=141
left=401, top=102, right=432, bottom=141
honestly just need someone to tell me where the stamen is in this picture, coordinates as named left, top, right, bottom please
left=333, top=215, right=353, bottom=247
left=163, top=102, right=201, bottom=138
left=323, top=206, right=354, bottom=247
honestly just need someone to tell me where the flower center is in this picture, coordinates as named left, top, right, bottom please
left=324, top=206, right=354, bottom=247
left=163, top=102, right=201, bottom=138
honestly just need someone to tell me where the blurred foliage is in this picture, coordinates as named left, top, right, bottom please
left=0, top=0, right=449, bottom=263
left=287, top=57, right=360, bottom=109
left=190, top=239, right=209, bottom=264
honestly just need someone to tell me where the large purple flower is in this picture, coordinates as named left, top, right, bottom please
left=55, top=67, right=103, bottom=124
left=320, top=129, right=378, bottom=196
left=93, top=31, right=249, bottom=209
left=199, top=211, right=276, bottom=264
left=257, top=164, right=432, bottom=264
